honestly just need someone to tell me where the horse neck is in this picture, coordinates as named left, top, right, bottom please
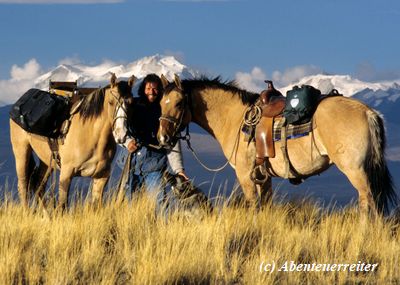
left=74, top=94, right=114, bottom=141
left=191, top=88, right=248, bottom=144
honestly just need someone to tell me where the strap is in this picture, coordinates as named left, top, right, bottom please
left=69, top=97, right=84, bottom=115
left=279, top=118, right=303, bottom=179
left=48, top=138, right=61, bottom=168
left=280, top=118, right=290, bottom=179
left=47, top=138, right=60, bottom=209
left=116, top=152, right=132, bottom=205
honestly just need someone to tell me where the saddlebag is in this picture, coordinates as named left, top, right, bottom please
left=283, top=85, right=321, bottom=125
left=9, top=88, right=70, bottom=137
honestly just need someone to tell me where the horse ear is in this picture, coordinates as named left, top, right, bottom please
left=160, top=74, right=169, bottom=89
left=174, top=74, right=182, bottom=90
left=128, top=75, right=136, bottom=89
left=110, top=73, right=117, bottom=87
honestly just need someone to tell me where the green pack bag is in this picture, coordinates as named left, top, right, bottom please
left=283, top=85, right=321, bottom=125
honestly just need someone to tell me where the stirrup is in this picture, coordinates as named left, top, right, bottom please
left=251, top=164, right=270, bottom=185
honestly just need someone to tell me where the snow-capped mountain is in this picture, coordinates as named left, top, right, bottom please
left=281, top=73, right=400, bottom=154
left=34, top=54, right=197, bottom=91
left=0, top=57, right=399, bottom=204
left=281, top=74, right=400, bottom=98
left=280, top=74, right=400, bottom=123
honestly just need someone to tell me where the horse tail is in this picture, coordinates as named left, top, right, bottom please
left=366, top=110, right=398, bottom=214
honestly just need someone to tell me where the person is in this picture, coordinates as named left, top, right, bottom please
left=118, top=73, right=188, bottom=208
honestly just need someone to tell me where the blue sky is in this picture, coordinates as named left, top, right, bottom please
left=0, top=0, right=400, bottom=84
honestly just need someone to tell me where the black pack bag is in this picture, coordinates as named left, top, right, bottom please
left=9, top=88, right=70, bottom=137
left=283, top=85, right=321, bottom=125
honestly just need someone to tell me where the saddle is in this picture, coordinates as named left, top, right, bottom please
left=255, top=81, right=286, bottom=165
left=49, top=81, right=103, bottom=137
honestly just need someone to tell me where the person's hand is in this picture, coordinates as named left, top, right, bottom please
left=127, top=139, right=138, bottom=153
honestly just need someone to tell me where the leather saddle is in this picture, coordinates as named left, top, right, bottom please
left=255, top=80, right=286, bottom=165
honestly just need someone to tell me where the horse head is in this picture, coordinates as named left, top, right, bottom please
left=108, top=73, right=136, bottom=144
left=158, top=74, right=191, bottom=147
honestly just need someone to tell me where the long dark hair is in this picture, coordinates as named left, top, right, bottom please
left=138, top=73, right=163, bottom=101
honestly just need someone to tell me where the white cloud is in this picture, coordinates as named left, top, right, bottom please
left=0, top=55, right=192, bottom=105
left=164, top=50, right=185, bottom=64
left=0, top=59, right=42, bottom=105
left=0, top=0, right=122, bottom=4
left=235, top=67, right=267, bottom=92
left=58, top=55, right=82, bottom=66
left=10, top=59, right=41, bottom=80
left=272, top=65, right=323, bottom=87
left=235, top=65, right=323, bottom=92
left=355, top=62, right=400, bottom=82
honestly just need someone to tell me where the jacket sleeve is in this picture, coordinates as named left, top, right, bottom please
left=121, top=136, right=134, bottom=149
left=167, top=140, right=184, bottom=174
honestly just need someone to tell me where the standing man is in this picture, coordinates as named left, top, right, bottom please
left=120, top=73, right=188, bottom=207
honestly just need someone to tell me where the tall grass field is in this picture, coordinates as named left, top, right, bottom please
left=1, top=190, right=399, bottom=284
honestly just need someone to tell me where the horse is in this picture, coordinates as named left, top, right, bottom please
left=10, top=74, right=136, bottom=209
left=157, top=75, right=398, bottom=216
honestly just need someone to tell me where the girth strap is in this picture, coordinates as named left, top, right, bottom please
left=48, top=138, right=61, bottom=168
left=279, top=117, right=302, bottom=179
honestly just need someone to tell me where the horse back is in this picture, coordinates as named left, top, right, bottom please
left=264, top=96, right=373, bottom=178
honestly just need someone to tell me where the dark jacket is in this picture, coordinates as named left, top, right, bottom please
left=126, top=97, right=166, bottom=174
left=130, top=97, right=163, bottom=148
left=120, top=92, right=184, bottom=175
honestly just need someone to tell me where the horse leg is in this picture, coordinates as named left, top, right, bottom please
left=58, top=169, right=73, bottom=210
left=32, top=161, right=52, bottom=210
left=235, top=165, right=270, bottom=207
left=256, top=176, right=273, bottom=205
left=13, top=145, right=33, bottom=208
left=250, top=161, right=273, bottom=205
left=233, top=145, right=272, bottom=206
left=234, top=171, right=255, bottom=204
left=341, top=168, right=378, bottom=218
left=91, top=176, right=109, bottom=207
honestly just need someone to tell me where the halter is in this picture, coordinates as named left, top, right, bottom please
left=110, top=88, right=129, bottom=143
left=159, top=86, right=243, bottom=172
left=159, top=86, right=190, bottom=143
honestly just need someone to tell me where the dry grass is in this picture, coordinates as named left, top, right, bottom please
left=0, top=192, right=399, bottom=285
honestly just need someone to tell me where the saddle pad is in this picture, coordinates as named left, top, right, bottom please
left=272, top=118, right=314, bottom=141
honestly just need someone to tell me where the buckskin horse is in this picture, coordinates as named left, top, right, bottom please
left=157, top=75, right=398, bottom=216
left=10, top=74, right=135, bottom=209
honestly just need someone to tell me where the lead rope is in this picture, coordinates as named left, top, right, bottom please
left=116, top=152, right=132, bottom=205
left=182, top=110, right=246, bottom=172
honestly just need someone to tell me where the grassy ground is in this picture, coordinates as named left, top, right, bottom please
left=0, top=192, right=399, bottom=285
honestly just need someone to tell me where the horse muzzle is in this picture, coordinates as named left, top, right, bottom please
left=157, top=132, right=172, bottom=147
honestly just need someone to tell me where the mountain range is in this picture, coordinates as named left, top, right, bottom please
left=0, top=55, right=399, bottom=206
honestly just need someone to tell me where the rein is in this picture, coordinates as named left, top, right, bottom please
left=162, top=89, right=246, bottom=172
left=182, top=121, right=243, bottom=172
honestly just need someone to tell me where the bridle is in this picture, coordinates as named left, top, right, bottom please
left=110, top=88, right=130, bottom=143
left=158, top=86, right=241, bottom=172
left=159, top=87, right=190, bottom=145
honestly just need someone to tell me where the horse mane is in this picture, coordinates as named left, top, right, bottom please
left=78, top=81, right=132, bottom=122
left=79, top=86, right=107, bottom=122
left=168, top=76, right=259, bottom=105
